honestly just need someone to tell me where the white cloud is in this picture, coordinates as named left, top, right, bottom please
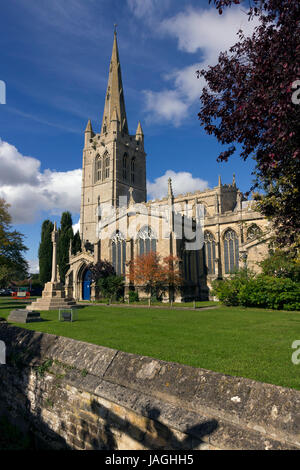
left=147, top=170, right=208, bottom=200
left=72, top=219, right=80, bottom=234
left=28, top=260, right=39, bottom=274
left=143, top=7, right=259, bottom=125
left=143, top=90, right=189, bottom=127
left=127, top=0, right=170, bottom=21
left=0, top=139, right=82, bottom=223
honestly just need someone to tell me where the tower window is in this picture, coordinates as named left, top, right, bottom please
left=131, top=157, right=135, bottom=184
left=224, top=229, right=239, bottom=273
left=105, top=155, right=110, bottom=179
left=95, top=155, right=102, bottom=182
left=123, top=153, right=127, bottom=180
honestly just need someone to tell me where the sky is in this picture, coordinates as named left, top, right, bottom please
left=0, top=0, right=259, bottom=274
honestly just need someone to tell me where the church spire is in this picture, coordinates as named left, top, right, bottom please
left=101, top=30, right=128, bottom=135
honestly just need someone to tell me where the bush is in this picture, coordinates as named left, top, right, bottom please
left=128, top=290, right=139, bottom=303
left=211, top=269, right=254, bottom=306
left=260, top=250, right=300, bottom=282
left=212, top=270, right=300, bottom=311
left=97, top=275, right=124, bottom=302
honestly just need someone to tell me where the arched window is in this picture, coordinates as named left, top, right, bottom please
left=123, top=153, right=127, bottom=180
left=204, top=231, right=216, bottom=274
left=104, top=154, right=110, bottom=179
left=111, top=231, right=126, bottom=275
left=247, top=224, right=262, bottom=241
left=131, top=157, right=135, bottom=184
left=224, top=229, right=239, bottom=273
left=137, top=226, right=156, bottom=255
left=95, top=155, right=102, bottom=182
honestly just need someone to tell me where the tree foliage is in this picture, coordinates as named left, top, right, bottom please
left=57, top=211, right=73, bottom=283
left=98, top=275, right=124, bottom=302
left=88, top=260, right=116, bottom=283
left=0, top=198, right=28, bottom=286
left=198, top=0, right=300, bottom=247
left=72, top=230, right=81, bottom=255
left=129, top=252, right=182, bottom=299
left=38, top=220, right=53, bottom=285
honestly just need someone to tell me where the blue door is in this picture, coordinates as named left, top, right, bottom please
left=82, top=270, right=92, bottom=300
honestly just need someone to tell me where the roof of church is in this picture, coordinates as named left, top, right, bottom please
left=101, top=31, right=128, bottom=135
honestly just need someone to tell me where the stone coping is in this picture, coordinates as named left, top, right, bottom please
left=0, top=324, right=299, bottom=449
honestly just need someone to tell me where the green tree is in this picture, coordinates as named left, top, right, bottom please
left=38, top=220, right=53, bottom=285
left=57, top=211, right=73, bottom=283
left=259, top=249, right=300, bottom=282
left=98, top=275, right=124, bottom=303
left=0, top=198, right=28, bottom=287
left=72, top=230, right=81, bottom=255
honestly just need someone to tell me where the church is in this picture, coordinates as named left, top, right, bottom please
left=65, top=32, right=271, bottom=302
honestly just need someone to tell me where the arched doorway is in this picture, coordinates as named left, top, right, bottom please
left=82, top=269, right=92, bottom=300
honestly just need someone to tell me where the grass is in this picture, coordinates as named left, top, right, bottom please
left=1, top=298, right=300, bottom=390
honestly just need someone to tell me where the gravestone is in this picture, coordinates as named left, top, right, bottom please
left=8, top=310, right=42, bottom=323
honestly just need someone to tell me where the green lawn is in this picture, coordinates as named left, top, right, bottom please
left=1, top=298, right=300, bottom=390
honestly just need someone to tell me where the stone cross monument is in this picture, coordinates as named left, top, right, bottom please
left=26, top=223, right=76, bottom=311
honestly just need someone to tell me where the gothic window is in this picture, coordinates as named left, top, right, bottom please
left=104, top=154, right=110, bottom=179
left=223, top=229, right=239, bottom=274
left=247, top=224, right=262, bottom=241
left=137, top=226, right=156, bottom=255
left=111, top=231, right=126, bottom=275
left=131, top=157, right=135, bottom=184
left=95, top=155, right=102, bottom=182
left=123, top=153, right=127, bottom=180
left=204, top=231, right=216, bottom=275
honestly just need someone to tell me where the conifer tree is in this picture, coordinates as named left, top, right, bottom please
left=38, top=220, right=53, bottom=285
left=57, top=211, right=73, bottom=283
left=72, top=230, right=81, bottom=255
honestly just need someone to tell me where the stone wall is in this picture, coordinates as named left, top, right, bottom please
left=0, top=324, right=299, bottom=450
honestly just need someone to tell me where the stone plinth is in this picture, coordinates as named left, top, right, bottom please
left=8, top=310, right=42, bottom=323
left=26, top=282, right=77, bottom=311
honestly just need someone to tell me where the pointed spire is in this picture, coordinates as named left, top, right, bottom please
left=218, top=175, right=222, bottom=187
left=232, top=173, right=236, bottom=186
left=84, top=119, right=94, bottom=147
left=168, top=177, right=174, bottom=199
left=101, top=30, right=128, bottom=135
left=136, top=121, right=143, bottom=137
left=128, top=187, right=135, bottom=206
left=85, top=119, right=93, bottom=133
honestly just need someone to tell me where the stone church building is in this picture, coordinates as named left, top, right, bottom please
left=65, top=32, right=271, bottom=301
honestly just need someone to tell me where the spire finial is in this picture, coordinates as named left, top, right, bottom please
left=168, top=177, right=174, bottom=199
left=114, top=23, right=117, bottom=35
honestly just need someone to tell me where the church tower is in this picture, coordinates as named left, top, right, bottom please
left=80, top=31, right=147, bottom=244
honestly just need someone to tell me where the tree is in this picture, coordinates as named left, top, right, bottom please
left=57, top=212, right=73, bottom=283
left=198, top=0, right=300, bottom=248
left=0, top=198, right=28, bottom=286
left=129, top=252, right=182, bottom=300
left=259, top=249, right=300, bottom=281
left=38, top=220, right=53, bottom=285
left=98, top=275, right=124, bottom=303
left=72, top=230, right=81, bottom=255
left=88, top=260, right=116, bottom=283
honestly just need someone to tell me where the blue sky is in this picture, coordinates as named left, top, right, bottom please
left=0, top=0, right=258, bottom=273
